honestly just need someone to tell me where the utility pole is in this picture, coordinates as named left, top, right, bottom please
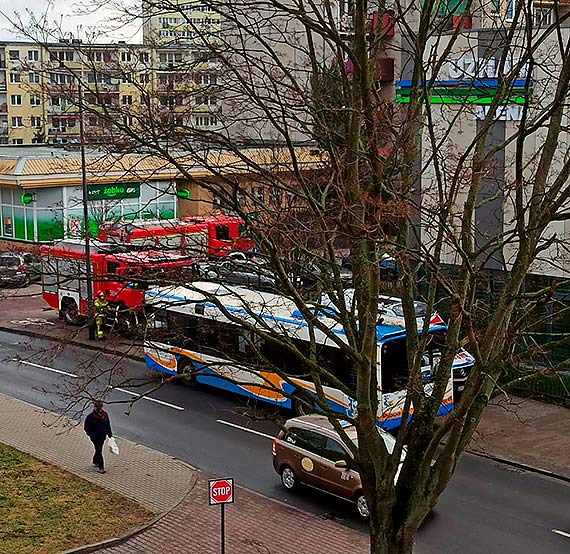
left=78, top=79, right=96, bottom=340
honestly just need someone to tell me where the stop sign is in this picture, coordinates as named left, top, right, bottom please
left=209, top=478, right=235, bottom=505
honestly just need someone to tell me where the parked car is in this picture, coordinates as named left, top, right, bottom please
left=272, top=414, right=404, bottom=518
left=191, top=259, right=278, bottom=291
left=341, top=252, right=399, bottom=282
left=0, top=252, right=41, bottom=287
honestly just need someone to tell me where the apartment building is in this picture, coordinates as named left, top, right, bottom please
left=0, top=38, right=221, bottom=146
left=142, top=0, right=221, bottom=46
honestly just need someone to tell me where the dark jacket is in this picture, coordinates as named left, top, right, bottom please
left=84, top=410, right=113, bottom=443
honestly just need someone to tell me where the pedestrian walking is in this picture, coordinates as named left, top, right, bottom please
left=84, top=400, right=113, bottom=474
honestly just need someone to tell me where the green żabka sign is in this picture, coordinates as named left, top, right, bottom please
left=87, top=183, right=141, bottom=200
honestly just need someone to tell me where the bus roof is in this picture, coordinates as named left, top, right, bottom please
left=145, top=282, right=446, bottom=343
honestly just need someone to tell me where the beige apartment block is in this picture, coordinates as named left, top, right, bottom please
left=0, top=38, right=220, bottom=146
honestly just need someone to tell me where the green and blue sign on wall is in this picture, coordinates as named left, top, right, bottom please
left=87, top=183, right=141, bottom=201
left=396, top=56, right=532, bottom=120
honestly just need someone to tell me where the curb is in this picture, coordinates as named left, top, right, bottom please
left=58, top=470, right=199, bottom=554
left=466, top=448, right=570, bottom=484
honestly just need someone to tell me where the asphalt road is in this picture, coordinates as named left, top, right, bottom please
left=0, top=329, right=569, bottom=554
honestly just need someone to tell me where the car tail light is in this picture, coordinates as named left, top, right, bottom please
left=18, top=265, right=26, bottom=271
left=272, top=439, right=278, bottom=456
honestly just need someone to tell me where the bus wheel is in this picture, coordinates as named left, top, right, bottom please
left=292, top=392, right=313, bottom=417
left=177, top=359, right=198, bottom=388
left=60, top=300, right=82, bottom=326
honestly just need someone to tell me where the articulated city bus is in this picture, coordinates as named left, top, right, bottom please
left=143, top=282, right=474, bottom=429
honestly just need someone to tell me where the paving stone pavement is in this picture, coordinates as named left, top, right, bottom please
left=99, top=478, right=370, bottom=554
left=0, top=393, right=195, bottom=514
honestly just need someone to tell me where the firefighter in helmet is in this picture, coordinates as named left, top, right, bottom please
left=94, top=292, right=109, bottom=339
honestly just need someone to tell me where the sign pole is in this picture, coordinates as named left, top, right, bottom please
left=209, top=477, right=234, bottom=554
left=221, top=503, right=225, bottom=554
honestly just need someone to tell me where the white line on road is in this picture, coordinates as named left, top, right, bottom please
left=12, top=359, right=183, bottom=411
left=113, top=387, right=185, bottom=411
left=217, top=419, right=274, bottom=439
left=553, top=529, right=570, bottom=539
left=13, top=359, right=77, bottom=378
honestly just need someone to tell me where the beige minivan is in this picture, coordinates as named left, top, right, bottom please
left=272, top=414, right=402, bottom=518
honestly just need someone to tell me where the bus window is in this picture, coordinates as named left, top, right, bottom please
left=215, top=225, right=230, bottom=241
left=381, top=339, right=409, bottom=393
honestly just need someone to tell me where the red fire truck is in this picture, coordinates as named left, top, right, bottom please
left=97, top=214, right=256, bottom=257
left=41, top=239, right=197, bottom=329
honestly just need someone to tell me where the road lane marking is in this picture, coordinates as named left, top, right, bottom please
left=217, top=419, right=274, bottom=439
left=13, top=359, right=77, bottom=378
left=113, top=387, right=185, bottom=411
left=553, top=529, right=570, bottom=539
left=12, top=359, right=183, bottom=411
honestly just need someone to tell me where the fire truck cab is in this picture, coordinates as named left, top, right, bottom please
left=41, top=239, right=196, bottom=327
left=97, top=214, right=255, bottom=258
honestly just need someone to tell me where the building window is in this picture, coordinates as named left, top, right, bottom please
left=11, top=116, right=23, bottom=128
left=27, top=50, right=39, bottom=61
left=139, top=51, right=150, bottom=63
left=122, top=95, right=133, bottom=105
left=252, top=187, right=265, bottom=203
left=8, top=50, right=19, bottom=61
left=159, top=52, right=183, bottom=64
left=505, top=0, right=515, bottom=20
left=10, top=95, right=22, bottom=106
left=31, top=138, right=41, bottom=144
left=123, top=115, right=134, bottom=126
left=534, top=8, right=551, bottom=26
left=29, top=72, right=41, bottom=84
left=140, top=72, right=150, bottom=84
left=269, top=189, right=283, bottom=206
left=9, top=73, right=21, bottom=84
left=121, top=51, right=132, bottom=62
left=12, top=138, right=23, bottom=144
left=122, top=73, right=133, bottom=84
left=30, top=95, right=41, bottom=106
left=31, top=116, right=42, bottom=128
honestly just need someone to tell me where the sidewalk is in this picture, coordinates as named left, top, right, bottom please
left=1, top=286, right=570, bottom=553
left=0, top=393, right=371, bottom=554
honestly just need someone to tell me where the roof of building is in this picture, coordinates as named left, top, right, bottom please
left=0, top=145, right=324, bottom=188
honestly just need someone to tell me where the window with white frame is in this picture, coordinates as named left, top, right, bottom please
left=12, top=138, right=23, bottom=144
left=9, top=73, right=21, bottom=83
left=533, top=8, right=552, bottom=26
left=121, top=51, right=132, bottom=62
left=27, top=50, right=39, bottom=61
left=8, top=50, right=19, bottom=60
left=30, top=95, right=41, bottom=106
left=31, top=116, right=42, bottom=128
left=10, top=95, right=22, bottom=106
left=29, top=72, right=41, bottom=84
left=11, top=116, right=23, bottom=127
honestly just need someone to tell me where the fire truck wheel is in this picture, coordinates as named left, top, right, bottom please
left=60, top=300, right=83, bottom=326
left=177, top=358, right=198, bottom=388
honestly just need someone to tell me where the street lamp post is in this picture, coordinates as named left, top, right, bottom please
left=78, top=79, right=96, bottom=340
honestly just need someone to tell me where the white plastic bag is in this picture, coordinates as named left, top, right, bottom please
left=108, top=437, right=120, bottom=455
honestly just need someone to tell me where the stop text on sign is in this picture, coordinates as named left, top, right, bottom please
left=209, top=477, right=235, bottom=505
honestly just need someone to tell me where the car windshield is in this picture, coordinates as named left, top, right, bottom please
left=0, top=255, right=19, bottom=267
left=390, top=301, right=428, bottom=318
left=348, top=428, right=398, bottom=455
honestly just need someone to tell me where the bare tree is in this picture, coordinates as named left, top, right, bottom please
left=9, top=0, right=570, bottom=552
